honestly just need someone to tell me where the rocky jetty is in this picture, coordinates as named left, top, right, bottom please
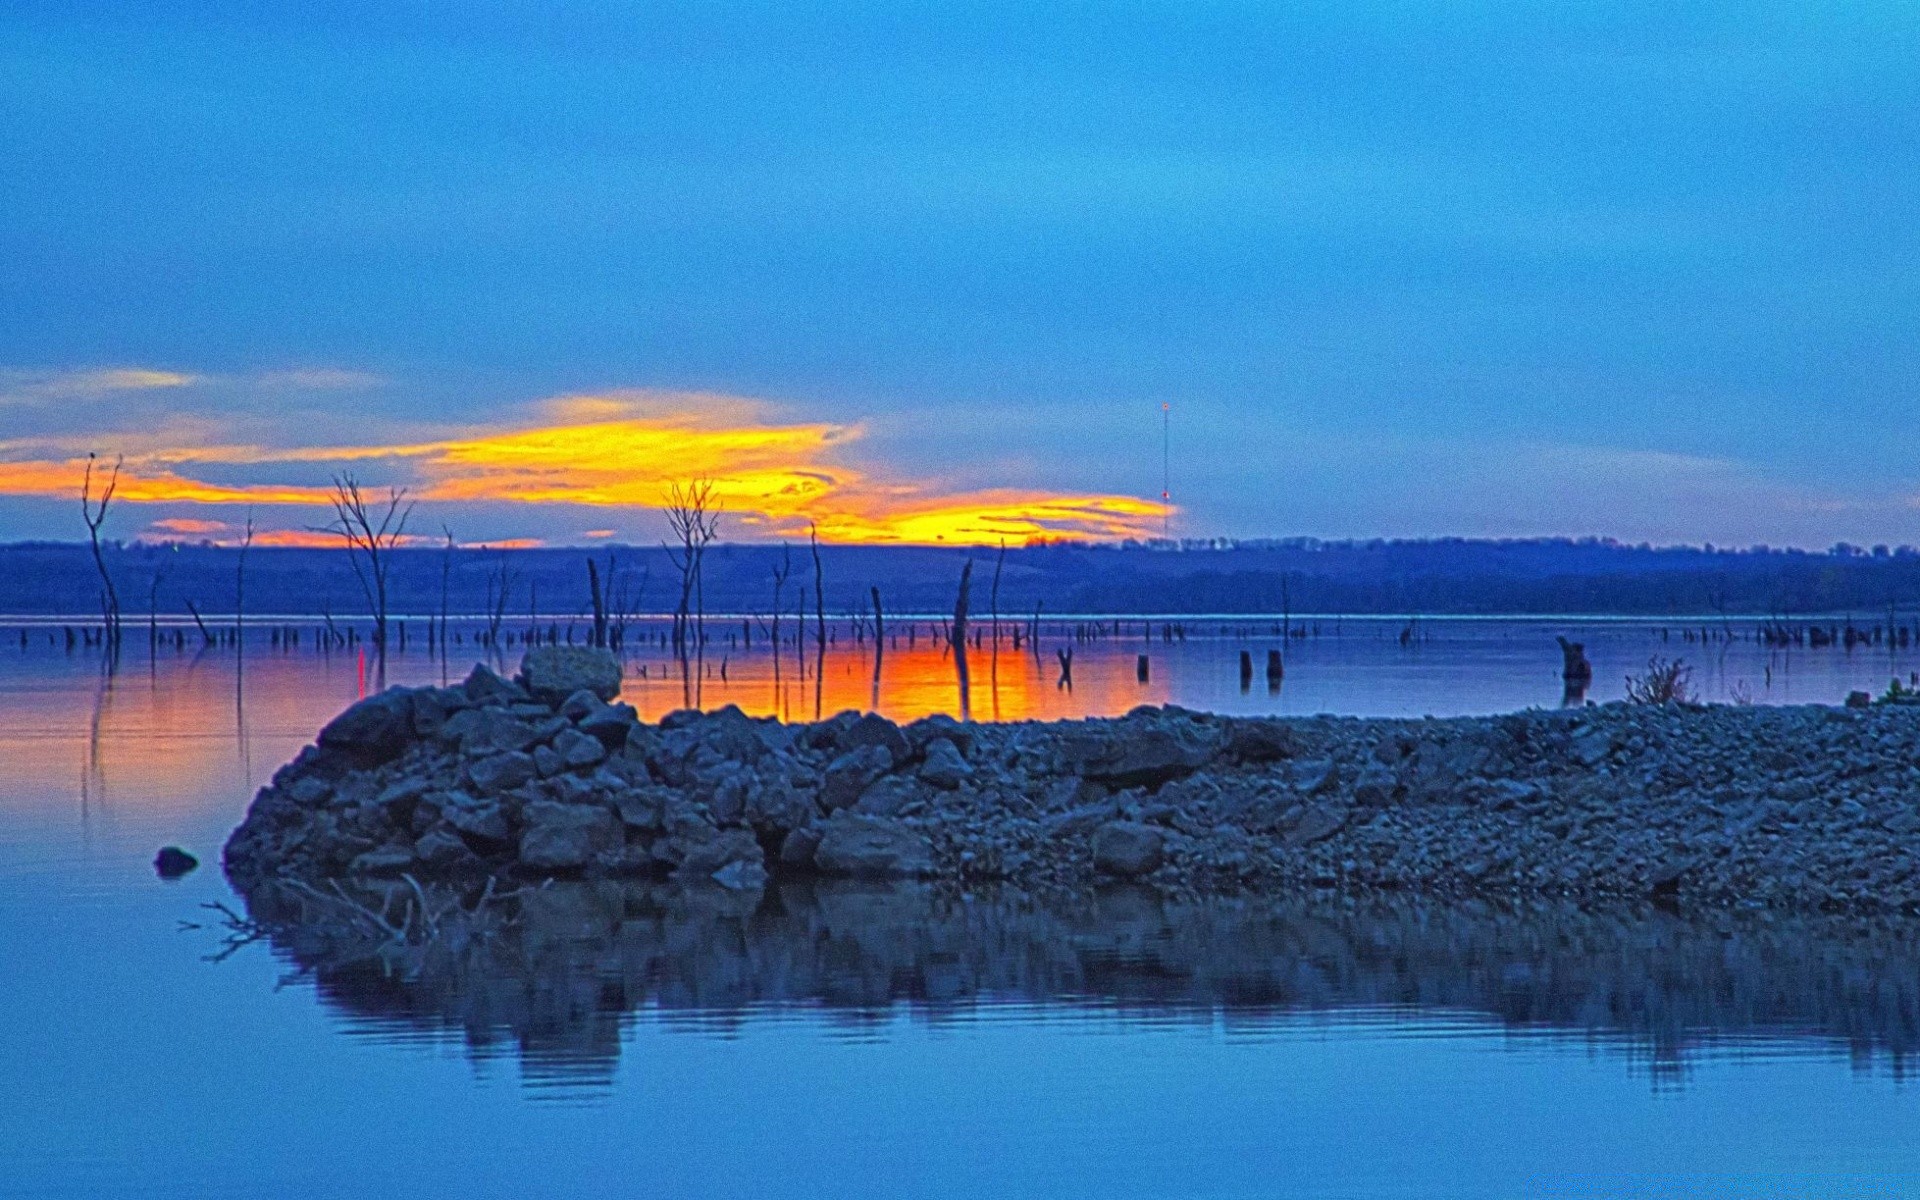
left=224, top=648, right=1920, bottom=912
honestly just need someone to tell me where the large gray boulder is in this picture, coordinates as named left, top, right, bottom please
left=519, top=646, right=623, bottom=703
left=821, top=745, right=893, bottom=811
left=317, top=689, right=417, bottom=764
left=812, top=812, right=936, bottom=877
left=1058, top=713, right=1221, bottom=787
left=839, top=713, right=911, bottom=767
left=518, top=801, right=621, bottom=870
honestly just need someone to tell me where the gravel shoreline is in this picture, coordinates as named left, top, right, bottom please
left=224, top=650, right=1920, bottom=913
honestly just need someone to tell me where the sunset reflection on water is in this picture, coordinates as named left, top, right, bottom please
left=6, top=614, right=1919, bottom=836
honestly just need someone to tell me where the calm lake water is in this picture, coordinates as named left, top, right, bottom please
left=3, top=617, right=1918, bottom=1198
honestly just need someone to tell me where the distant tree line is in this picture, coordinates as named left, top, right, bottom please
left=8, top=537, right=1920, bottom=619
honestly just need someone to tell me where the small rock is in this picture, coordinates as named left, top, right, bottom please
left=551, top=726, right=608, bottom=770
left=1284, top=803, right=1349, bottom=847
left=153, top=846, right=198, bottom=879
left=443, top=799, right=512, bottom=849
left=412, top=828, right=472, bottom=869
left=578, top=703, right=640, bottom=748
left=1092, top=821, right=1164, bottom=876
left=462, top=664, right=525, bottom=707
left=780, top=825, right=823, bottom=866
left=468, top=750, right=538, bottom=795
left=710, top=858, right=769, bottom=890
left=349, top=845, right=416, bottom=875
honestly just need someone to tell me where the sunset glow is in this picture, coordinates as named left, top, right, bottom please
left=0, top=390, right=1163, bottom=545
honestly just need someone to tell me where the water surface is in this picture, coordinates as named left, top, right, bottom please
left=3, top=619, right=1918, bottom=1197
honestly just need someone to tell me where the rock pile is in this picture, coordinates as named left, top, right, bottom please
left=224, top=648, right=1920, bottom=912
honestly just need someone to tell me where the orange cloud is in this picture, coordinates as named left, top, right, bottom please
left=146, top=517, right=231, bottom=537
left=0, top=390, right=1166, bottom=546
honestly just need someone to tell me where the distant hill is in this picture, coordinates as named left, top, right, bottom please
left=6, top=537, right=1920, bottom=621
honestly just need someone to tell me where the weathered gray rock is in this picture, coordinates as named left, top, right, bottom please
left=1285, top=803, right=1349, bottom=847
left=821, top=745, right=894, bottom=811
left=813, top=812, right=936, bottom=877
left=520, top=646, right=623, bottom=703
left=1093, top=821, right=1165, bottom=876
left=349, top=845, right=416, bottom=875
left=518, top=801, right=621, bottom=870
left=447, top=709, right=544, bottom=758
left=672, top=827, right=765, bottom=883
left=578, top=703, right=640, bottom=748
left=462, top=664, right=524, bottom=707
left=856, top=775, right=922, bottom=817
left=469, top=751, right=538, bottom=796
left=919, top=737, right=973, bottom=789
left=1059, top=712, right=1221, bottom=786
left=318, top=689, right=416, bottom=764
left=551, top=726, right=608, bottom=770
left=412, top=828, right=471, bottom=869
left=840, top=712, right=911, bottom=767
left=442, top=798, right=512, bottom=849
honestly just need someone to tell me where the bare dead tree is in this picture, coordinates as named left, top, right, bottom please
left=663, top=480, right=721, bottom=654
left=81, top=453, right=123, bottom=646
left=145, top=545, right=172, bottom=653
left=234, top=509, right=255, bottom=646
left=952, top=560, right=974, bottom=720
left=990, top=538, right=1006, bottom=648
left=810, top=522, right=826, bottom=657
left=870, top=584, right=885, bottom=710
left=316, top=474, right=413, bottom=652
left=437, top=525, right=456, bottom=652
left=587, top=557, right=608, bottom=648
left=483, top=549, right=516, bottom=648
left=809, top=523, right=826, bottom=717
left=770, top=543, right=792, bottom=693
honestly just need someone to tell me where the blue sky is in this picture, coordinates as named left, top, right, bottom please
left=2, top=2, right=1918, bottom=545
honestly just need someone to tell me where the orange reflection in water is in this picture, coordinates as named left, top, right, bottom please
left=619, top=638, right=1167, bottom=725
left=0, top=636, right=1170, bottom=833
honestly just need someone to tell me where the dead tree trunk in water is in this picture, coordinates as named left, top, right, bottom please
left=870, top=585, right=885, bottom=711
left=234, top=510, right=255, bottom=649
left=587, top=558, right=608, bottom=648
left=770, top=544, right=791, bottom=694
left=319, top=473, right=413, bottom=655
left=81, top=454, right=123, bottom=649
left=952, top=561, right=973, bottom=719
left=990, top=540, right=1005, bottom=649
left=810, top=524, right=826, bottom=659
left=810, top=524, right=826, bottom=719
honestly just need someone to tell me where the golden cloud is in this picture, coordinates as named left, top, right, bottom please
left=0, top=391, right=1165, bottom=545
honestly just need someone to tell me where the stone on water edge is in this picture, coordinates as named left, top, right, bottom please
left=520, top=646, right=623, bottom=703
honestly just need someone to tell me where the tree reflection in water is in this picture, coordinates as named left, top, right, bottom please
left=213, top=878, right=1920, bottom=1091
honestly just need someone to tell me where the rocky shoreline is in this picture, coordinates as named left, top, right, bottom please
left=224, top=648, right=1920, bottom=912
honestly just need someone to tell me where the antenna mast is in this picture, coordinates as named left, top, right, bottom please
left=1161, top=402, right=1171, bottom=539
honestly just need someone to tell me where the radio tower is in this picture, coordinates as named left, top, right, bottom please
left=1160, top=401, right=1171, bottom=539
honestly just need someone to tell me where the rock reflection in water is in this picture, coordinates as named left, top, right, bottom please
left=231, top=880, right=1920, bottom=1088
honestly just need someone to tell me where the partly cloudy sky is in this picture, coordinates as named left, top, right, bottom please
left=2, top=2, right=1917, bottom=546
